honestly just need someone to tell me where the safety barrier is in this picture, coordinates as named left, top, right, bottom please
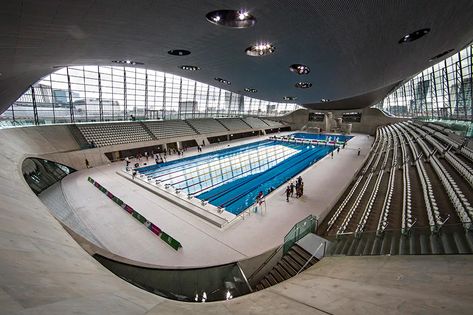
left=87, top=177, right=182, bottom=250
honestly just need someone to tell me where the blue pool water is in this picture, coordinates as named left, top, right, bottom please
left=138, top=134, right=350, bottom=215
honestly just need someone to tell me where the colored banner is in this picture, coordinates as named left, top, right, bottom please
left=88, top=177, right=182, bottom=251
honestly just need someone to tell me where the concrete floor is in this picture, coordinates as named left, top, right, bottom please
left=60, top=133, right=373, bottom=267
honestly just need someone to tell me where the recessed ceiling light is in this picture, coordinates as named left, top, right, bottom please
left=295, top=82, right=312, bottom=89
left=112, top=60, right=144, bottom=65
left=429, top=49, right=455, bottom=62
left=283, top=96, right=297, bottom=101
left=179, top=65, right=200, bottom=71
left=398, top=28, right=430, bottom=44
left=244, top=88, right=257, bottom=93
left=245, top=43, right=275, bottom=57
left=206, top=10, right=256, bottom=28
left=215, top=77, right=231, bottom=85
left=321, top=98, right=330, bottom=102
left=289, top=64, right=310, bottom=75
left=168, top=49, right=191, bottom=56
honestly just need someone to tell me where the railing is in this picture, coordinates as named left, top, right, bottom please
left=284, top=215, right=318, bottom=254
left=324, top=222, right=473, bottom=256
left=296, top=241, right=327, bottom=275
left=247, top=214, right=318, bottom=283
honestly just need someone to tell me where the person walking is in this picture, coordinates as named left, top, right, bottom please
left=125, top=157, right=130, bottom=167
left=290, top=182, right=295, bottom=197
left=285, top=186, right=291, bottom=202
left=337, top=146, right=340, bottom=154
left=132, top=170, right=137, bottom=180
left=331, top=150, right=334, bottom=159
left=85, top=159, right=90, bottom=169
left=300, top=182, right=304, bottom=197
left=358, top=148, right=361, bottom=156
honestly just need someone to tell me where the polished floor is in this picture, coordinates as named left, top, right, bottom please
left=60, top=133, right=373, bottom=267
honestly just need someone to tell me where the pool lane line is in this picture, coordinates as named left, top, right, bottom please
left=181, top=146, right=300, bottom=194
left=157, top=145, right=298, bottom=188
left=203, top=146, right=324, bottom=204
left=139, top=140, right=274, bottom=176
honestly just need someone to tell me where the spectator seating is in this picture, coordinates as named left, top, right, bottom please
left=77, top=122, right=154, bottom=147
left=217, top=118, right=251, bottom=131
left=261, top=118, right=285, bottom=128
left=186, top=118, right=228, bottom=134
left=243, top=117, right=270, bottom=129
left=145, top=120, right=197, bottom=139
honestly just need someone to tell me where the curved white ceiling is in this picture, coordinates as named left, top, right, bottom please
left=0, top=0, right=473, bottom=114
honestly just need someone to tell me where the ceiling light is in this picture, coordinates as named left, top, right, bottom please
left=168, top=49, right=191, bottom=56
left=245, top=43, right=275, bottom=57
left=215, top=77, right=231, bottom=85
left=112, top=60, right=144, bottom=65
left=283, top=96, right=297, bottom=101
left=429, top=49, right=455, bottom=62
left=398, top=28, right=430, bottom=44
left=179, top=65, right=200, bottom=71
left=289, top=64, right=310, bottom=75
left=244, top=88, right=257, bottom=93
left=295, top=82, right=312, bottom=89
left=206, top=10, right=256, bottom=28
left=321, top=98, right=330, bottom=102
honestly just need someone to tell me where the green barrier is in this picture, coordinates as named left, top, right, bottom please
left=88, top=177, right=182, bottom=251
left=160, top=231, right=182, bottom=250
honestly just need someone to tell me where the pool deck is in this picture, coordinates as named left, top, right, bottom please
left=60, top=132, right=374, bottom=267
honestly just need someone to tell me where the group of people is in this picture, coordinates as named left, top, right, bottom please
left=285, top=176, right=304, bottom=202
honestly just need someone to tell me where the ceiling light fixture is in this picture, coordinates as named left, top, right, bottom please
left=245, top=43, right=275, bottom=57
left=283, top=96, right=297, bottom=101
left=179, top=65, right=200, bottom=71
left=168, top=49, right=191, bottom=56
left=321, top=98, right=330, bottom=102
left=244, top=88, right=257, bottom=93
left=398, top=28, right=430, bottom=44
left=429, top=49, right=455, bottom=62
left=215, top=77, right=231, bottom=85
left=289, top=64, right=310, bottom=75
left=295, top=82, right=312, bottom=89
left=206, top=10, right=256, bottom=28
left=112, top=60, right=144, bottom=65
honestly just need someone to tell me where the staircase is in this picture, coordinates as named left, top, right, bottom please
left=139, top=121, right=157, bottom=140
left=68, top=125, right=91, bottom=149
left=254, top=244, right=318, bottom=291
left=184, top=120, right=200, bottom=134
left=326, top=226, right=473, bottom=256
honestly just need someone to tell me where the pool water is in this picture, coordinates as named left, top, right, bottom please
left=138, top=134, right=350, bottom=215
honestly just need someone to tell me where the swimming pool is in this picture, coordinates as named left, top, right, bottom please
left=138, top=134, right=350, bottom=215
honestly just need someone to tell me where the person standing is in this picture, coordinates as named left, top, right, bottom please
left=85, top=159, right=90, bottom=169
left=125, top=157, right=130, bottom=167
left=358, top=148, right=361, bottom=156
left=290, top=182, right=295, bottom=197
left=337, top=146, right=340, bottom=154
left=285, top=186, right=291, bottom=202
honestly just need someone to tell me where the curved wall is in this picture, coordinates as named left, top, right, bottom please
left=1, top=123, right=472, bottom=314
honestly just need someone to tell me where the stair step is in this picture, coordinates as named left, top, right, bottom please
left=280, top=260, right=297, bottom=277
left=270, top=269, right=284, bottom=283
left=275, top=264, right=291, bottom=280
left=292, top=245, right=312, bottom=260
left=266, top=274, right=278, bottom=285
left=256, top=284, right=264, bottom=291
left=287, top=250, right=306, bottom=267
left=261, top=278, right=271, bottom=288
left=283, top=256, right=302, bottom=271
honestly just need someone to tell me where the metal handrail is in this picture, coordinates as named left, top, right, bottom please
left=296, top=242, right=325, bottom=275
left=246, top=244, right=283, bottom=282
